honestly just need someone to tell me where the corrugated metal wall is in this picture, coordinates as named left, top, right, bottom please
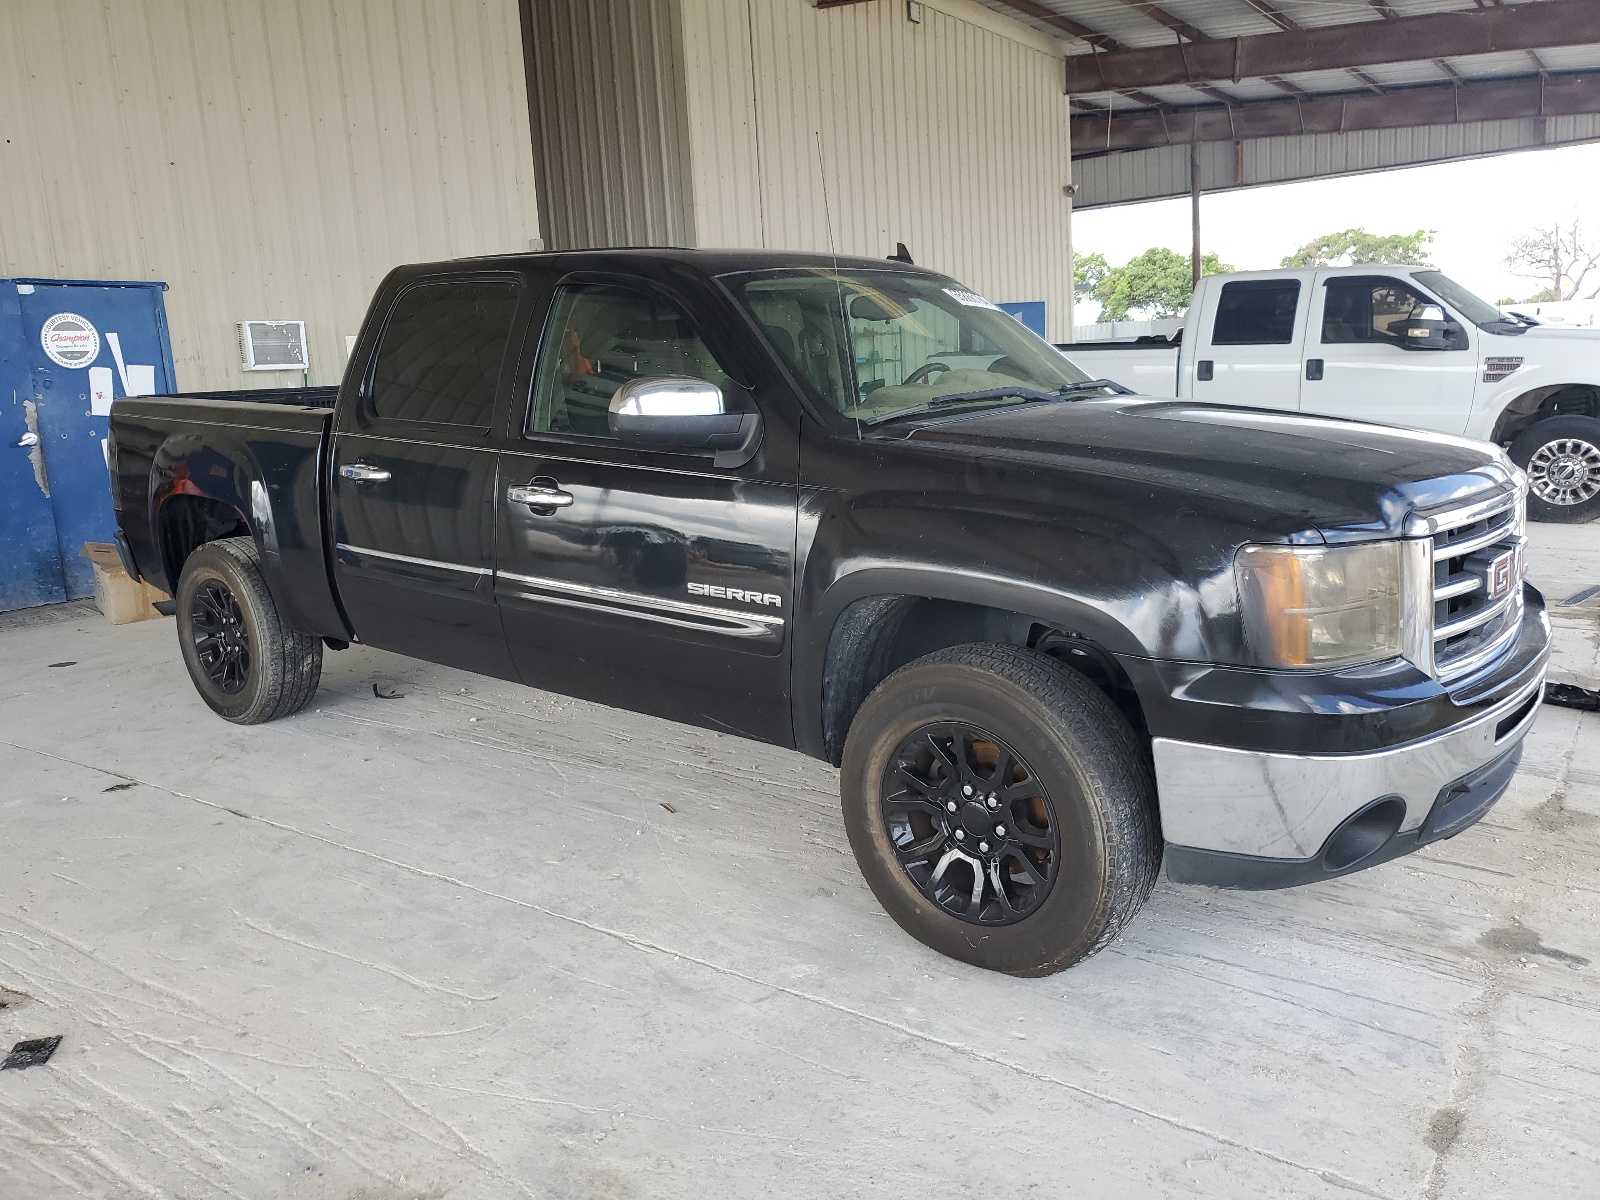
left=1075, top=116, right=1600, bottom=208
left=523, top=0, right=695, bottom=249
left=0, top=0, right=540, bottom=390
left=679, top=0, right=1076, bottom=339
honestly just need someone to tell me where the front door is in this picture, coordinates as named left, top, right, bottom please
left=1191, top=276, right=1307, bottom=411
left=330, top=276, right=525, bottom=679
left=1301, top=273, right=1477, bottom=433
left=494, top=279, right=798, bottom=744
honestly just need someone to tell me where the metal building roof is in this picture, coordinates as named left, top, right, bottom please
left=972, top=0, right=1600, bottom=205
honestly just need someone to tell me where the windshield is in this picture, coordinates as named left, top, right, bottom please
left=723, top=268, right=1093, bottom=426
left=1412, top=270, right=1507, bottom=329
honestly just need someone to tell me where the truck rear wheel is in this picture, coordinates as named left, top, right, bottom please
left=175, top=537, right=322, bottom=724
left=840, top=643, right=1161, bottom=976
left=1510, top=415, right=1600, bottom=522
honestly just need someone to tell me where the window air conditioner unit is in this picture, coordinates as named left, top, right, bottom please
left=238, top=320, right=310, bottom=371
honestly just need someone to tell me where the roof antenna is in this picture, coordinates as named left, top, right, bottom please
left=888, top=242, right=914, bottom=265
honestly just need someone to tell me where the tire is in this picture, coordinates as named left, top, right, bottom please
left=1509, top=415, right=1600, bottom=523
left=175, top=536, right=322, bottom=724
left=840, top=643, right=1161, bottom=976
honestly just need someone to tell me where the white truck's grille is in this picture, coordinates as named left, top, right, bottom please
left=1429, top=492, right=1525, bottom=682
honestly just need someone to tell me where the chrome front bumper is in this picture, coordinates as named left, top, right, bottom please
left=1154, top=671, right=1545, bottom=887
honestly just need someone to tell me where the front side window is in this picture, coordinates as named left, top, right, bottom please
left=725, top=269, right=1092, bottom=427
left=1212, top=280, right=1300, bottom=345
left=1322, top=278, right=1437, bottom=345
left=528, top=283, right=731, bottom=439
left=370, top=280, right=520, bottom=426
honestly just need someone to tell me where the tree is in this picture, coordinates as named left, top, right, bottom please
left=1092, top=247, right=1232, bottom=321
left=1505, top=219, right=1600, bottom=301
left=1074, top=250, right=1109, bottom=299
left=1280, top=228, right=1434, bottom=268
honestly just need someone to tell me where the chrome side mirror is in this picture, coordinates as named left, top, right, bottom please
left=607, top=375, right=761, bottom=459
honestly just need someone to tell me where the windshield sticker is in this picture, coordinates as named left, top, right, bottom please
left=943, top=287, right=1000, bottom=311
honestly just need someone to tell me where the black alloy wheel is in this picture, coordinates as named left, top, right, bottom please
left=190, top=579, right=252, bottom=694
left=883, top=724, right=1060, bottom=925
left=841, top=643, right=1162, bottom=975
left=175, top=537, right=322, bottom=724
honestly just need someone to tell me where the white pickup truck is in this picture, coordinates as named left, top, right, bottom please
left=1061, top=266, right=1600, bottom=522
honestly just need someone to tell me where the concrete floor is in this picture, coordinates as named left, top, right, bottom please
left=1, top=528, right=1597, bottom=1200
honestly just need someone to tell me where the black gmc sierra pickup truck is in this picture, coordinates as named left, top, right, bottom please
left=109, top=249, right=1550, bottom=975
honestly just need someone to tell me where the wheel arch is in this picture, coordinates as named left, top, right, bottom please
left=802, top=572, right=1150, bottom=765
left=1490, top=383, right=1600, bottom=444
left=156, top=493, right=252, bottom=594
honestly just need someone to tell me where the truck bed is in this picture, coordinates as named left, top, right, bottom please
left=109, top=389, right=343, bottom=638
left=1056, top=340, right=1180, bottom=397
left=165, top=386, right=339, bottom=408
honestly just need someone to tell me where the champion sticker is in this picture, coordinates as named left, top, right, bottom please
left=40, top=312, right=101, bottom=369
left=943, top=287, right=999, bottom=311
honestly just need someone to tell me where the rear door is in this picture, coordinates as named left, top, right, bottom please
left=1190, top=277, right=1307, bottom=411
left=330, top=275, right=526, bottom=678
left=493, top=275, right=799, bottom=744
left=1301, top=273, right=1476, bottom=433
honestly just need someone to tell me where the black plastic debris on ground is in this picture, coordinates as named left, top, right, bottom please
left=46, top=661, right=76, bottom=668
left=2, top=1037, right=62, bottom=1070
left=373, top=682, right=406, bottom=700
left=1544, top=683, right=1600, bottom=713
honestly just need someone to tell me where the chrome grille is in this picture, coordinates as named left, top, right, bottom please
left=1429, top=491, right=1525, bottom=681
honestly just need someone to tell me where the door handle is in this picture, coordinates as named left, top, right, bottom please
left=507, top=480, right=574, bottom=510
left=1305, top=359, right=1324, bottom=381
left=14, top=432, right=39, bottom=448
left=1196, top=359, right=1214, bottom=381
left=340, top=463, right=392, bottom=484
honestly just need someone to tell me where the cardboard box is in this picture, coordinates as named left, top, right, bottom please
left=79, top=543, right=170, bottom=625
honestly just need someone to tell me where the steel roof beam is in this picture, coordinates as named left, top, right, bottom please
left=987, top=0, right=1123, bottom=50
left=1117, top=1, right=1207, bottom=44
left=1065, top=0, right=1600, bottom=93
left=1070, top=70, right=1600, bottom=153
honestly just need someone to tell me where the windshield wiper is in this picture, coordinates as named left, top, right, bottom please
left=863, top=381, right=1127, bottom=426
left=1054, top=377, right=1133, bottom=395
left=863, top=387, right=1059, bottom=425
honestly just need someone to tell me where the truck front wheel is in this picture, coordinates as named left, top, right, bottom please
left=175, top=537, right=322, bottom=724
left=840, top=643, right=1161, bottom=976
left=1510, top=415, right=1600, bottom=522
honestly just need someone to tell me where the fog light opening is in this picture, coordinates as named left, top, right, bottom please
left=1322, top=796, right=1407, bottom=872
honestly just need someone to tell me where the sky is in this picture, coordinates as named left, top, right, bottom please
left=1071, top=140, right=1600, bottom=319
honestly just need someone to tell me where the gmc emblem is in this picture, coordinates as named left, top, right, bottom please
left=1486, top=549, right=1516, bottom=602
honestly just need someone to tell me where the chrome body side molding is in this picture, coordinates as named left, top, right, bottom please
left=495, top=571, right=785, bottom=640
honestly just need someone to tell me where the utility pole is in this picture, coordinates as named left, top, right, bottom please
left=1190, top=139, right=1202, bottom=286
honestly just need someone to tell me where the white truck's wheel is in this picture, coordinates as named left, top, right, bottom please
left=1511, top=415, right=1600, bottom=523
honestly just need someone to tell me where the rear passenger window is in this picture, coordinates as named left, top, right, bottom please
left=527, top=283, right=731, bottom=439
left=1211, top=280, right=1300, bottom=345
left=370, top=280, right=521, bottom=426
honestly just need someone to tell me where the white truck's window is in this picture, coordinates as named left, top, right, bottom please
left=1211, top=280, right=1300, bottom=346
left=528, top=284, right=731, bottom=439
left=369, top=281, right=520, bottom=427
left=1321, top=278, right=1435, bottom=345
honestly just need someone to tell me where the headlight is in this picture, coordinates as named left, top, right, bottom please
left=1236, top=541, right=1431, bottom=670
